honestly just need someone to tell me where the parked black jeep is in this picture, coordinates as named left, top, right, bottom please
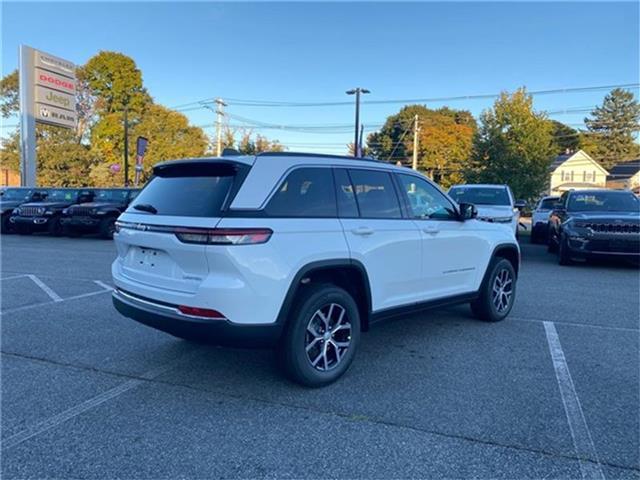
left=1, top=188, right=49, bottom=234
left=62, top=188, right=140, bottom=239
left=548, top=189, right=640, bottom=265
left=11, top=188, right=95, bottom=236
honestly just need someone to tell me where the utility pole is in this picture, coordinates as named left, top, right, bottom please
left=215, top=98, right=227, bottom=157
left=412, top=114, right=419, bottom=171
left=346, top=88, right=370, bottom=157
left=123, top=107, right=129, bottom=187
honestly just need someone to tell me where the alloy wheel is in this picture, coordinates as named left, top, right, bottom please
left=305, top=303, right=352, bottom=371
left=491, top=268, right=513, bottom=314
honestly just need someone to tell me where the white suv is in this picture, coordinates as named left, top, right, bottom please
left=112, top=153, right=520, bottom=386
left=448, top=184, right=526, bottom=237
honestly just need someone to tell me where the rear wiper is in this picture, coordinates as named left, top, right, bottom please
left=133, top=203, right=158, bottom=214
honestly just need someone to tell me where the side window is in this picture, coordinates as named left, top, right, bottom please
left=265, top=168, right=337, bottom=218
left=348, top=169, right=402, bottom=219
left=333, top=168, right=358, bottom=217
left=397, top=174, right=457, bottom=220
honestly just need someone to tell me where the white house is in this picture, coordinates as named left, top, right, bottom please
left=606, top=159, right=640, bottom=193
left=549, top=150, right=608, bottom=195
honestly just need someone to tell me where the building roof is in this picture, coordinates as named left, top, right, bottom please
left=607, top=159, right=640, bottom=181
left=550, top=154, right=573, bottom=171
left=549, top=149, right=609, bottom=175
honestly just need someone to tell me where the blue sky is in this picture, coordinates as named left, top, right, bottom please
left=2, top=1, right=639, bottom=154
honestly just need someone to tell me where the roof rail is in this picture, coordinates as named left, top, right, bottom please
left=256, top=151, right=383, bottom=162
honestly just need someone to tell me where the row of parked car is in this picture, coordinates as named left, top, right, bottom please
left=529, top=189, right=639, bottom=265
left=0, top=187, right=140, bottom=239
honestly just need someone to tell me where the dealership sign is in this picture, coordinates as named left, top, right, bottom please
left=19, top=45, right=78, bottom=186
left=25, top=47, right=77, bottom=129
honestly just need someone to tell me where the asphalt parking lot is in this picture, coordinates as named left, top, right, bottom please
left=1, top=233, right=638, bottom=479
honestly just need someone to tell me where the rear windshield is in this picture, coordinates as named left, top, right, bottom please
left=127, top=163, right=239, bottom=217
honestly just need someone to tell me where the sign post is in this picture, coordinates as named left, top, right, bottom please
left=18, top=45, right=77, bottom=186
left=134, top=136, right=149, bottom=187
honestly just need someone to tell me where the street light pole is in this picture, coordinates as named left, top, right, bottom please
left=346, top=88, right=370, bottom=157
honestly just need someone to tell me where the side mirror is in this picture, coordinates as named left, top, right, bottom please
left=514, top=200, right=527, bottom=209
left=459, top=202, right=478, bottom=221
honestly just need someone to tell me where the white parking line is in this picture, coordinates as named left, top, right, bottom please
left=1, top=274, right=29, bottom=281
left=93, top=280, right=113, bottom=291
left=0, top=289, right=111, bottom=316
left=1, top=349, right=202, bottom=451
left=513, top=316, right=638, bottom=333
left=543, top=321, right=605, bottom=480
left=27, top=275, right=63, bottom=302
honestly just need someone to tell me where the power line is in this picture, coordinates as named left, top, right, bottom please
left=171, top=83, right=639, bottom=111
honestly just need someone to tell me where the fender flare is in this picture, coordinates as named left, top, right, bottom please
left=274, top=259, right=372, bottom=327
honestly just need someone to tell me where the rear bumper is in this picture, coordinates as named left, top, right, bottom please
left=112, top=288, right=284, bottom=348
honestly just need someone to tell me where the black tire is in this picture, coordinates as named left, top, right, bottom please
left=47, top=216, right=63, bottom=236
left=0, top=214, right=12, bottom=234
left=530, top=228, right=538, bottom=244
left=558, top=234, right=573, bottom=266
left=470, top=257, right=517, bottom=322
left=547, top=229, right=558, bottom=253
left=279, top=283, right=361, bottom=387
left=99, top=217, right=117, bottom=239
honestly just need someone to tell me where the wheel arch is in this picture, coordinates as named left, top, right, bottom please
left=275, top=259, right=373, bottom=332
left=491, top=243, right=520, bottom=277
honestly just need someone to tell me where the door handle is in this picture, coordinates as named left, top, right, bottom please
left=352, top=226, right=374, bottom=236
left=422, top=225, right=439, bottom=235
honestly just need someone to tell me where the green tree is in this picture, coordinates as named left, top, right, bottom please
left=584, top=88, right=640, bottom=168
left=468, top=88, right=555, bottom=201
left=0, top=69, right=18, bottom=117
left=0, top=126, right=95, bottom=186
left=82, top=51, right=151, bottom=118
left=549, top=120, right=580, bottom=154
left=90, top=104, right=208, bottom=185
left=367, top=105, right=476, bottom=187
left=236, top=130, right=285, bottom=154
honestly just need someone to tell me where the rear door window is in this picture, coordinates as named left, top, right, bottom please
left=127, top=163, right=240, bottom=217
left=265, top=167, right=337, bottom=217
left=348, top=169, right=402, bottom=219
left=333, top=168, right=359, bottom=217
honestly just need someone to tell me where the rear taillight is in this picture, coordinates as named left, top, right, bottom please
left=178, top=305, right=226, bottom=319
left=175, top=228, right=272, bottom=245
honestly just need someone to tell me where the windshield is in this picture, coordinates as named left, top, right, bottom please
left=46, top=190, right=78, bottom=202
left=95, top=189, right=130, bottom=202
left=449, top=186, right=511, bottom=206
left=539, top=198, right=559, bottom=210
left=568, top=192, right=640, bottom=212
left=1, top=189, right=32, bottom=201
